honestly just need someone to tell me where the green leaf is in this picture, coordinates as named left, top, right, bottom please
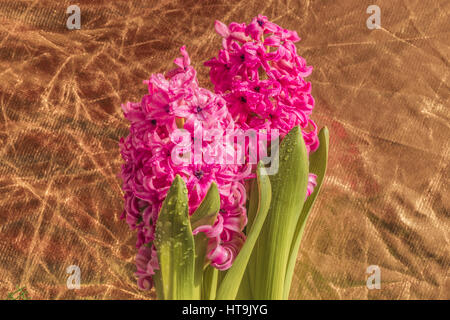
left=202, top=265, right=219, bottom=300
left=239, top=176, right=261, bottom=299
left=245, top=176, right=260, bottom=234
left=236, top=268, right=253, bottom=299
left=191, top=183, right=220, bottom=299
left=216, top=163, right=271, bottom=300
left=283, top=127, right=329, bottom=299
left=193, top=233, right=208, bottom=300
left=154, top=175, right=195, bottom=300
left=191, top=182, right=220, bottom=229
left=251, top=126, right=310, bottom=299
left=153, top=269, right=164, bottom=299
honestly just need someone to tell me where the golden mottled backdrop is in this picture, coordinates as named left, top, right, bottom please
left=0, top=0, right=448, bottom=299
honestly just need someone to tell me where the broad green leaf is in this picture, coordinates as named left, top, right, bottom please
left=153, top=269, right=164, bottom=299
left=238, top=176, right=261, bottom=299
left=191, top=183, right=220, bottom=299
left=251, top=126, right=310, bottom=299
left=216, top=164, right=271, bottom=300
left=216, top=267, right=226, bottom=291
left=283, top=127, right=329, bottom=299
left=202, top=265, right=218, bottom=300
left=245, top=176, right=260, bottom=234
left=193, top=233, right=208, bottom=300
left=236, top=269, right=252, bottom=299
left=154, top=175, right=195, bottom=299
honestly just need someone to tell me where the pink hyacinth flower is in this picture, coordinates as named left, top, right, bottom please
left=205, top=16, right=319, bottom=154
left=120, top=46, right=252, bottom=289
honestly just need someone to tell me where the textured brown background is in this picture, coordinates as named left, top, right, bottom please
left=0, top=0, right=448, bottom=300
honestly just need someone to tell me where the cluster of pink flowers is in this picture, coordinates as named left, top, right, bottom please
left=205, top=15, right=319, bottom=153
left=120, top=16, right=319, bottom=290
left=120, top=46, right=251, bottom=290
